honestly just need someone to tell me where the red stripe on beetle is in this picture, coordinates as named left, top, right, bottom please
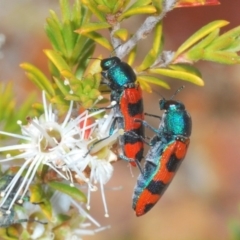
left=134, top=139, right=190, bottom=216
left=119, top=85, right=144, bottom=166
left=152, top=139, right=189, bottom=183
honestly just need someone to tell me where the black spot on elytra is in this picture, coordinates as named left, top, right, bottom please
left=146, top=180, right=166, bottom=195
left=128, top=99, right=143, bottom=117
left=166, top=154, right=181, bottom=172
left=143, top=161, right=157, bottom=179
left=144, top=203, right=155, bottom=213
left=124, top=128, right=143, bottom=144
left=123, top=129, right=144, bottom=161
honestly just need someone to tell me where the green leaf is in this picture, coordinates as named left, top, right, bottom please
left=113, top=28, right=128, bottom=41
left=119, top=6, right=157, bottom=21
left=206, top=36, right=233, bottom=51
left=138, top=75, right=170, bottom=89
left=48, top=181, right=87, bottom=203
left=92, top=72, right=102, bottom=87
left=189, top=29, right=219, bottom=51
left=45, top=14, right=67, bottom=55
left=60, top=0, right=71, bottom=22
left=82, top=99, right=96, bottom=108
left=48, top=10, right=62, bottom=29
left=24, top=72, right=47, bottom=96
left=20, top=63, right=55, bottom=97
left=210, top=25, right=240, bottom=47
left=112, top=1, right=128, bottom=13
left=76, top=22, right=111, bottom=34
left=137, top=49, right=157, bottom=71
left=82, top=0, right=105, bottom=21
left=45, top=21, right=59, bottom=51
left=186, top=29, right=221, bottom=61
left=71, top=37, right=93, bottom=64
left=3, top=101, right=15, bottom=128
left=31, top=102, right=44, bottom=115
left=53, top=77, right=70, bottom=96
left=51, top=95, right=69, bottom=105
left=65, top=94, right=81, bottom=101
left=137, top=21, right=163, bottom=71
left=149, top=68, right=204, bottom=86
left=45, top=2, right=92, bottom=69
left=60, top=69, right=79, bottom=81
left=203, top=51, right=240, bottom=64
left=29, top=184, right=53, bottom=221
left=186, top=48, right=204, bottom=61
left=39, top=199, right=53, bottom=221
left=29, top=184, right=45, bottom=203
left=101, top=0, right=121, bottom=10
left=127, top=0, right=152, bottom=10
left=169, top=63, right=202, bottom=78
left=152, top=21, right=163, bottom=56
left=72, top=0, right=85, bottom=26
left=87, top=59, right=102, bottom=75
left=75, top=42, right=95, bottom=78
left=62, top=20, right=75, bottom=56
left=127, top=45, right=137, bottom=66
left=44, top=49, right=71, bottom=72
left=205, top=26, right=240, bottom=53
left=72, top=83, right=84, bottom=94
left=0, top=226, right=19, bottom=239
left=48, top=59, right=61, bottom=77
left=175, top=20, right=229, bottom=58
left=80, top=31, right=112, bottom=50
left=16, top=93, right=36, bottom=123
left=137, top=79, right=152, bottom=93
left=224, top=39, right=240, bottom=52
left=0, top=83, right=14, bottom=122
left=152, top=0, right=164, bottom=13
left=229, top=220, right=240, bottom=240
left=89, top=89, right=100, bottom=99
left=97, top=4, right=112, bottom=13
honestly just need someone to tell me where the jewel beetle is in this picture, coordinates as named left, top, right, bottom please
left=100, top=56, right=144, bottom=168
left=132, top=90, right=192, bottom=216
left=0, top=173, right=47, bottom=227
left=0, top=174, right=29, bottom=227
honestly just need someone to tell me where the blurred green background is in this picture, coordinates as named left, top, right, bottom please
left=0, top=0, right=240, bottom=239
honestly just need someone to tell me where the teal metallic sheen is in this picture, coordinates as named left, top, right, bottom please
left=159, top=99, right=191, bottom=137
left=101, top=57, right=136, bottom=89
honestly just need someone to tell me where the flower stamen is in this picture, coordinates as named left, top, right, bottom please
left=27, top=118, right=58, bottom=149
left=99, top=177, right=109, bottom=218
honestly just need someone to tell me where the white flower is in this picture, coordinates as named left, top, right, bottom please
left=78, top=109, right=119, bottom=217
left=0, top=92, right=105, bottom=211
left=0, top=90, right=120, bottom=226
left=65, top=109, right=119, bottom=217
left=13, top=191, right=110, bottom=239
left=14, top=202, right=48, bottom=239
left=51, top=192, right=110, bottom=239
left=69, top=197, right=111, bottom=240
left=70, top=223, right=110, bottom=240
left=30, top=223, right=46, bottom=239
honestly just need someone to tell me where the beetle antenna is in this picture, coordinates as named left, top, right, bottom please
left=88, top=57, right=101, bottom=61
left=110, top=45, right=122, bottom=57
left=170, top=85, right=185, bottom=100
left=152, top=88, right=164, bottom=99
left=152, top=85, right=185, bottom=101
